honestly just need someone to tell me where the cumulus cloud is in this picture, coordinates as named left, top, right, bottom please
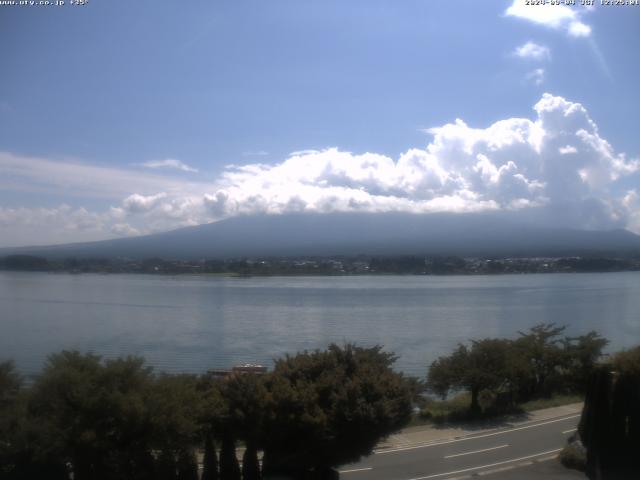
left=195, top=93, right=638, bottom=232
left=1, top=93, right=639, bottom=247
left=506, top=0, right=592, bottom=37
left=137, top=158, right=198, bottom=173
left=122, top=193, right=168, bottom=213
left=559, top=145, right=577, bottom=155
left=514, top=42, right=550, bottom=61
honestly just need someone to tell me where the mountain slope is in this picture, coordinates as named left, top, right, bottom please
left=3, top=213, right=640, bottom=259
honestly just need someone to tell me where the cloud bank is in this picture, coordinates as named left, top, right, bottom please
left=197, top=93, right=638, bottom=230
left=1, top=93, right=639, bottom=246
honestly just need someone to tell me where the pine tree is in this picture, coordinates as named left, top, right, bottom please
left=201, top=434, right=219, bottom=480
left=242, top=443, right=260, bottom=480
left=219, top=432, right=241, bottom=480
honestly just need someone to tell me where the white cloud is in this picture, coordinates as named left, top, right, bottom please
left=137, top=158, right=198, bottom=173
left=289, top=149, right=321, bottom=157
left=0, top=205, right=110, bottom=246
left=514, top=42, right=550, bottom=61
left=122, top=193, right=167, bottom=213
left=196, top=92, right=638, bottom=232
left=2, top=93, right=640, bottom=246
left=506, top=0, right=591, bottom=37
left=623, top=190, right=640, bottom=233
left=527, top=68, right=545, bottom=85
left=568, top=21, right=591, bottom=38
left=111, top=223, right=141, bottom=237
left=506, top=2, right=610, bottom=79
left=559, top=145, right=577, bottom=155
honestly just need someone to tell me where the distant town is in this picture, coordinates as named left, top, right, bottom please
left=2, top=254, right=640, bottom=275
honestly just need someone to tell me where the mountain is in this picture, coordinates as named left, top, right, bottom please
left=3, top=213, right=640, bottom=260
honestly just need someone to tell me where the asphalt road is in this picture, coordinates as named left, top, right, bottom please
left=339, top=413, right=580, bottom=480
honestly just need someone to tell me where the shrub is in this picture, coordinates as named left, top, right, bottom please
left=559, top=443, right=586, bottom=472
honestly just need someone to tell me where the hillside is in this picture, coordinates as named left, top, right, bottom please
left=3, top=213, right=640, bottom=260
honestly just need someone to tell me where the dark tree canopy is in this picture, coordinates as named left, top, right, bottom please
left=262, top=343, right=413, bottom=473
left=579, top=345, right=640, bottom=479
left=201, top=434, right=219, bottom=480
left=427, top=324, right=609, bottom=414
left=148, top=373, right=204, bottom=452
left=219, top=432, right=241, bottom=480
left=26, top=352, right=158, bottom=480
left=428, top=339, right=512, bottom=413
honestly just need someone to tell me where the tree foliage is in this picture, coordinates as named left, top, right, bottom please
left=219, top=432, right=241, bottom=480
left=427, top=324, right=609, bottom=414
left=428, top=339, right=512, bottom=413
left=262, top=344, right=413, bottom=474
left=201, top=434, right=219, bottom=480
left=579, top=344, right=640, bottom=479
left=4, top=331, right=607, bottom=479
left=26, top=352, right=157, bottom=480
left=611, top=345, right=640, bottom=376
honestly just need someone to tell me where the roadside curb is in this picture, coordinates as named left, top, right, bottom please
left=375, top=405, right=583, bottom=453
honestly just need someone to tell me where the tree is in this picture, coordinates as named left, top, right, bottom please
left=611, top=345, right=640, bottom=375
left=0, top=361, right=29, bottom=479
left=28, top=351, right=104, bottom=479
left=0, top=360, right=69, bottom=479
left=217, top=373, right=268, bottom=480
left=26, top=351, right=157, bottom=480
left=513, top=323, right=567, bottom=398
left=242, top=445, right=260, bottom=480
left=148, top=373, right=204, bottom=453
left=201, top=434, right=219, bottom=480
left=561, top=331, right=608, bottom=393
left=262, top=344, right=412, bottom=476
left=427, top=339, right=511, bottom=414
left=579, top=345, right=640, bottom=479
left=219, top=432, right=241, bottom=480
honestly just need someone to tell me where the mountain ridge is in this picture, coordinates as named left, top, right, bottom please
left=2, top=212, right=640, bottom=260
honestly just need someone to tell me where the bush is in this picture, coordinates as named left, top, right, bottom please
left=559, top=442, right=586, bottom=472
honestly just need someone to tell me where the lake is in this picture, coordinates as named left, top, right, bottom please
left=1, top=271, right=639, bottom=378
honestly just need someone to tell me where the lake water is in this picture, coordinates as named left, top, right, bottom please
left=1, top=271, right=639, bottom=378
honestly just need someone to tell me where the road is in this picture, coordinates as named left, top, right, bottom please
left=339, top=413, right=580, bottom=480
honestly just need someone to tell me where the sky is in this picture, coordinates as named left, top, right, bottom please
left=1, top=0, right=639, bottom=247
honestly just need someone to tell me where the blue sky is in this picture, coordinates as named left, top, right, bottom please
left=1, top=0, right=639, bottom=246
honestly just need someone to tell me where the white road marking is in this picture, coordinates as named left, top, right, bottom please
left=406, top=448, right=562, bottom=480
left=376, top=414, right=580, bottom=455
left=339, top=467, right=373, bottom=474
left=562, top=428, right=577, bottom=434
left=444, top=444, right=509, bottom=459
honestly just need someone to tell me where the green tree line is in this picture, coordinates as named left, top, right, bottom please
left=0, top=326, right=620, bottom=479
left=0, top=345, right=413, bottom=480
left=427, top=324, right=609, bottom=415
